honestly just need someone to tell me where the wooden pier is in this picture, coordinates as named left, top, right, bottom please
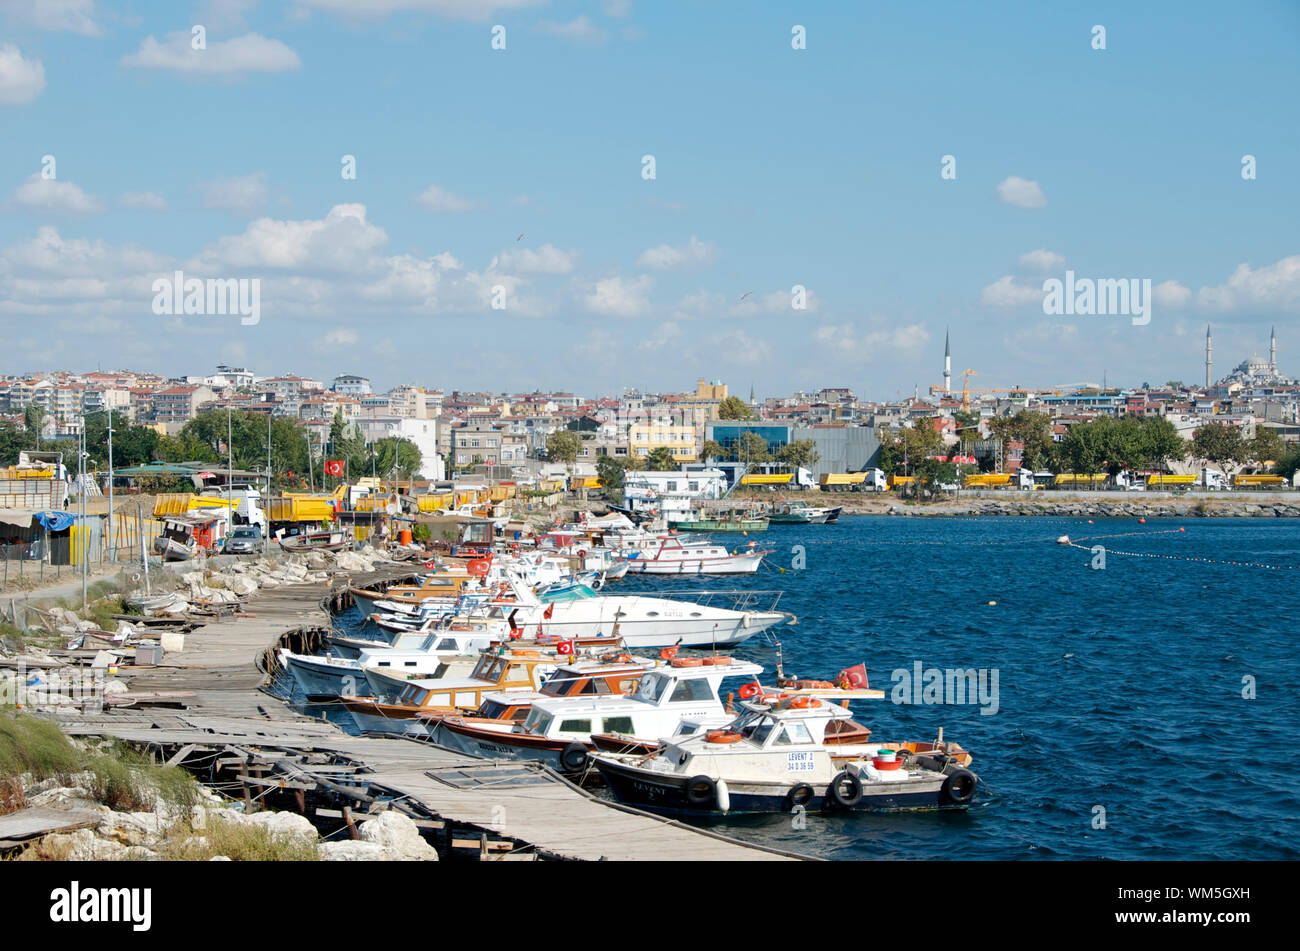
left=58, top=569, right=807, bottom=861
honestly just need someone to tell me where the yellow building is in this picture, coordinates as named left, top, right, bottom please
left=628, top=422, right=698, bottom=463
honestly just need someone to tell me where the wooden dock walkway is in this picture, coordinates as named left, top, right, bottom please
left=59, top=569, right=806, bottom=861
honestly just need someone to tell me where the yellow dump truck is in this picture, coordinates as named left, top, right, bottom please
left=1053, top=474, right=1110, bottom=487
left=1146, top=474, right=1196, bottom=487
left=819, top=472, right=867, bottom=490
left=739, top=472, right=794, bottom=486
left=888, top=475, right=916, bottom=489
left=1233, top=474, right=1286, bottom=487
left=964, top=473, right=1013, bottom=488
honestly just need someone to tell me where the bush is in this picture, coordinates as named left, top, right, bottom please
left=163, top=814, right=320, bottom=861
left=88, top=754, right=154, bottom=811
left=0, top=710, right=84, bottom=783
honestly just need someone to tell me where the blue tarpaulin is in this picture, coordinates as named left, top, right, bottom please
left=35, top=511, right=79, bottom=531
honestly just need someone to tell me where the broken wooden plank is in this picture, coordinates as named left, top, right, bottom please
left=0, top=808, right=101, bottom=842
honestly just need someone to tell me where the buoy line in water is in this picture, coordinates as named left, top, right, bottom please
left=1062, top=540, right=1300, bottom=570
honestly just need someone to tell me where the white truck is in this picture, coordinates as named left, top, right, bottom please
left=1198, top=468, right=1229, bottom=491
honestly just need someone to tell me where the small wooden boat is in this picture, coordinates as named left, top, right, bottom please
left=592, top=697, right=979, bottom=815
left=278, top=530, right=348, bottom=552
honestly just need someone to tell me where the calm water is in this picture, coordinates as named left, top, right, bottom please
left=313, top=516, right=1299, bottom=860
left=614, top=516, right=1300, bottom=860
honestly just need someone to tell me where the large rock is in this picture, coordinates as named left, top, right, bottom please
left=356, top=810, right=438, bottom=861
left=321, top=840, right=389, bottom=861
left=226, top=574, right=259, bottom=597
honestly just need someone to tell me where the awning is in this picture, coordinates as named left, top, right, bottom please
left=0, top=509, right=34, bottom=529
left=36, top=511, right=79, bottom=531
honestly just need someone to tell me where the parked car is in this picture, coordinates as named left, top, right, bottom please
left=226, top=525, right=263, bottom=554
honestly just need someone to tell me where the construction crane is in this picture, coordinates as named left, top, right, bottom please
left=960, top=369, right=977, bottom=412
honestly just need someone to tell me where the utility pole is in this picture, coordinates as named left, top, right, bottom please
left=106, top=412, right=114, bottom=562
left=79, top=417, right=87, bottom=611
left=306, top=429, right=314, bottom=492
left=266, top=412, right=272, bottom=555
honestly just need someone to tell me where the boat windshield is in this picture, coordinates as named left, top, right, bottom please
left=634, top=674, right=669, bottom=703
left=522, top=710, right=552, bottom=734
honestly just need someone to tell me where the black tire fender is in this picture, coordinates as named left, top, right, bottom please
left=941, top=769, right=977, bottom=806
left=827, top=771, right=863, bottom=809
left=559, top=741, right=589, bottom=773
left=786, top=783, right=815, bottom=809
left=685, top=774, right=716, bottom=806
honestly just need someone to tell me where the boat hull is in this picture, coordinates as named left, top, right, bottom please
left=593, top=757, right=964, bottom=815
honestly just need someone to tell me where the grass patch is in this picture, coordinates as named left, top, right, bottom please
left=153, top=764, right=202, bottom=813
left=163, top=815, right=320, bottom=861
left=87, top=753, right=154, bottom=811
left=86, top=596, right=126, bottom=632
left=0, top=709, right=84, bottom=783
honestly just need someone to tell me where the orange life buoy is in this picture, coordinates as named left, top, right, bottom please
left=785, top=696, right=823, bottom=709
left=671, top=657, right=704, bottom=668
left=761, top=692, right=789, bottom=704
left=702, top=656, right=733, bottom=666
left=705, top=730, right=743, bottom=744
left=514, top=650, right=540, bottom=658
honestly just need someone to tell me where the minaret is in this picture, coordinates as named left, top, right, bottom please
left=943, top=328, right=951, bottom=395
left=1205, top=324, right=1213, bottom=388
left=1270, top=325, right=1276, bottom=371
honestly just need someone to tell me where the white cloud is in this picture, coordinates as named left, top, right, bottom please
left=0, top=44, right=46, bottom=105
left=196, top=0, right=258, bottom=31
left=637, top=235, right=717, bottom=270
left=189, top=203, right=388, bottom=273
left=0, top=0, right=99, bottom=36
left=1018, top=249, right=1064, bottom=272
left=11, top=175, right=103, bottom=215
left=603, top=0, right=632, bottom=16
left=713, top=330, right=770, bottom=366
left=996, top=175, right=1047, bottom=209
left=292, top=0, right=543, bottom=22
left=638, top=320, right=681, bottom=351
left=200, top=172, right=269, bottom=215
left=119, top=191, right=168, bottom=211
left=321, top=327, right=359, bottom=347
left=1196, top=255, right=1300, bottom=313
left=492, top=243, right=575, bottom=274
left=583, top=274, right=653, bottom=318
left=414, top=185, right=472, bottom=213
left=121, top=32, right=302, bottom=75
left=981, top=274, right=1046, bottom=308
left=814, top=322, right=930, bottom=356
left=536, top=16, right=607, bottom=44
left=1153, top=279, right=1191, bottom=309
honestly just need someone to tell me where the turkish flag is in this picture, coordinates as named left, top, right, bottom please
left=836, top=663, right=868, bottom=688
left=423, top=561, right=436, bottom=570
left=556, top=639, right=574, bottom=656
left=543, top=602, right=555, bottom=620
left=325, top=460, right=344, bottom=476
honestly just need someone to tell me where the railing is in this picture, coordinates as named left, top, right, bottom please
left=636, top=589, right=785, bottom=614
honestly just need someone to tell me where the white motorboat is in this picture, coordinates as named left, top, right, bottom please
left=623, top=536, right=772, bottom=575
left=428, top=656, right=763, bottom=773
left=592, top=696, right=979, bottom=815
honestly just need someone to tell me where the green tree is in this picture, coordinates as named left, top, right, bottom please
left=988, top=411, right=1054, bottom=471
left=83, top=412, right=161, bottom=469
left=701, top=439, right=727, bottom=462
left=0, top=420, right=31, bottom=465
left=734, top=431, right=771, bottom=467
left=545, top=430, right=581, bottom=468
left=596, top=454, right=633, bottom=502
left=1191, top=422, right=1247, bottom=467
left=775, top=439, right=820, bottom=470
left=373, top=436, right=422, bottom=480
left=645, top=447, right=677, bottom=471
left=717, top=396, right=755, bottom=420
left=1139, top=417, right=1185, bottom=471
left=23, top=404, right=47, bottom=443
left=1249, top=427, right=1285, bottom=465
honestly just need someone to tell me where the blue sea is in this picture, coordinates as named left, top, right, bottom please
left=612, top=516, right=1300, bottom=860
left=317, top=516, right=1299, bottom=860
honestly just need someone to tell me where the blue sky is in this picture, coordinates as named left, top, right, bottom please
left=1, top=0, right=1298, bottom=398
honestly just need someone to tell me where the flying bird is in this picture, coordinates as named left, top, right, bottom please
left=739, top=291, right=752, bottom=302
left=516, top=233, right=524, bottom=241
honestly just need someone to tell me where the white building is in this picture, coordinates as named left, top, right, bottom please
left=355, top=415, right=444, bottom=481
left=623, top=467, right=728, bottom=517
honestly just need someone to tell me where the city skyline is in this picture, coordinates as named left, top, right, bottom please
left=2, top=1, right=1298, bottom=395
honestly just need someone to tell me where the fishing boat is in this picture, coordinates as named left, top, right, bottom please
left=278, top=529, right=349, bottom=552
left=420, top=658, right=655, bottom=759
left=623, top=536, right=772, bottom=575
left=766, top=500, right=842, bottom=524
left=152, top=514, right=220, bottom=562
left=429, top=655, right=764, bottom=774
left=278, top=629, right=495, bottom=700
left=668, top=509, right=768, bottom=533
left=341, top=648, right=571, bottom=737
left=591, top=695, right=979, bottom=815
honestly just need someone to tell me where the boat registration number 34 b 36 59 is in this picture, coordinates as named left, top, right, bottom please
left=787, top=752, right=816, bottom=773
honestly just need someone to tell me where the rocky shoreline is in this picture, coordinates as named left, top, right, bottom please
left=822, top=497, right=1300, bottom=519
